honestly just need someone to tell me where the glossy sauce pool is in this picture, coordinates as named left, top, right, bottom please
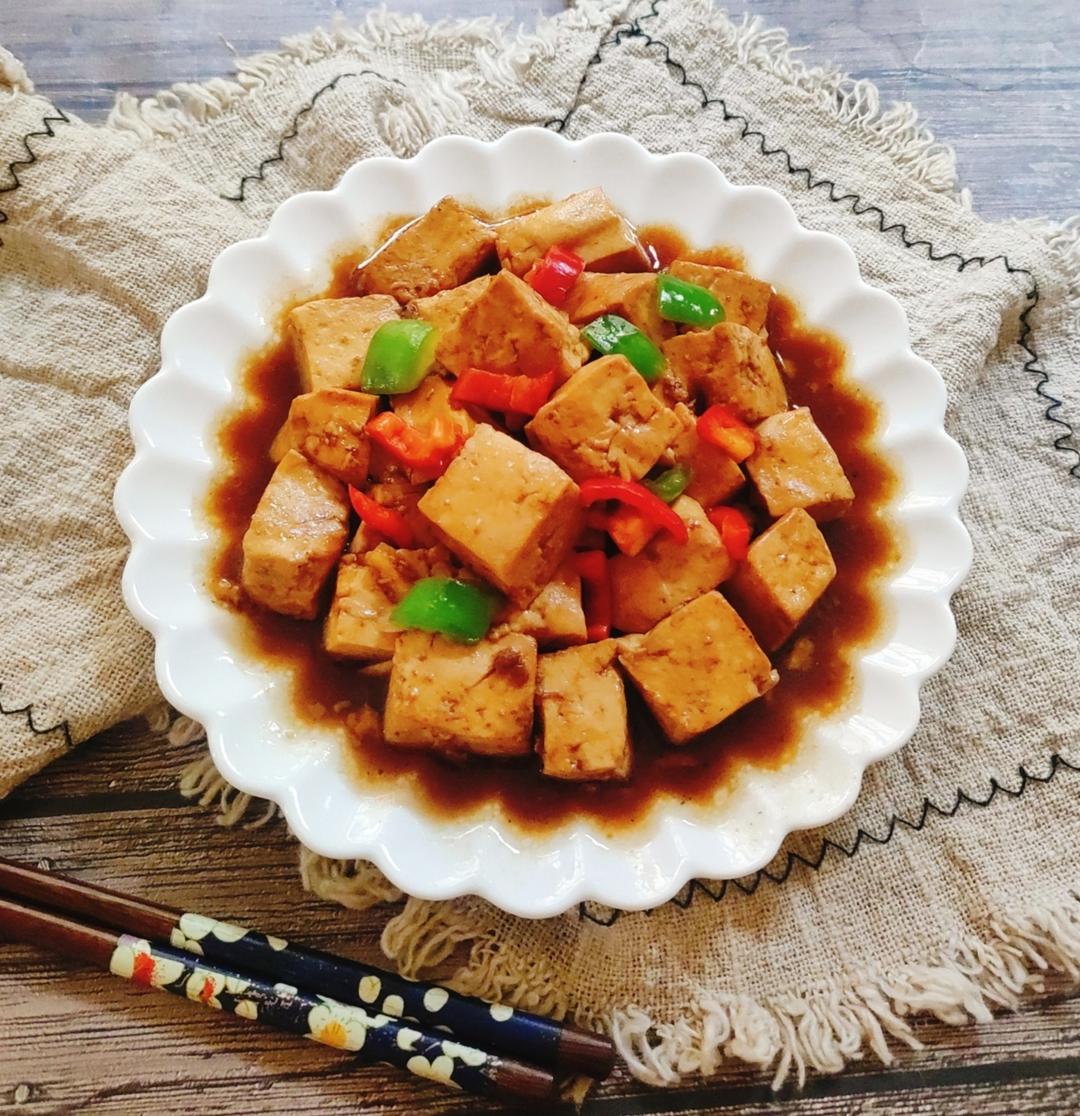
left=206, top=223, right=900, bottom=834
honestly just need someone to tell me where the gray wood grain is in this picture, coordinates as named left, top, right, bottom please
left=1, top=1, right=1078, bottom=1111
left=1, top=728, right=1079, bottom=1114
left=2, top=1, right=1078, bottom=220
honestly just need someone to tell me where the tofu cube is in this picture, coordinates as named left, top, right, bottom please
left=324, top=544, right=453, bottom=660
left=652, top=364, right=694, bottom=409
left=494, top=559, right=587, bottom=647
left=745, top=407, right=855, bottom=522
left=391, top=373, right=476, bottom=442
left=685, top=439, right=746, bottom=507
left=438, top=271, right=588, bottom=382
left=410, top=275, right=493, bottom=366
left=269, top=389, right=378, bottom=486
left=417, top=425, right=584, bottom=605
left=241, top=450, right=349, bottom=619
left=661, top=404, right=745, bottom=507
left=525, top=355, right=683, bottom=482
left=356, top=197, right=496, bottom=302
left=496, top=188, right=646, bottom=275
left=384, top=630, right=538, bottom=756
left=364, top=541, right=453, bottom=602
left=726, top=508, right=836, bottom=650
left=618, top=591, right=777, bottom=744
left=323, top=557, right=397, bottom=661
left=536, top=640, right=630, bottom=780
left=289, top=296, right=400, bottom=392
left=610, top=495, right=734, bottom=633
left=662, top=322, right=787, bottom=423
left=563, top=272, right=674, bottom=345
left=668, top=261, right=773, bottom=333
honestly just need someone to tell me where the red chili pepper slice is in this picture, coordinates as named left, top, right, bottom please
left=366, top=412, right=461, bottom=479
left=578, top=477, right=689, bottom=545
left=585, top=506, right=612, bottom=533
left=605, top=504, right=659, bottom=557
left=524, top=245, right=585, bottom=306
left=707, top=505, right=752, bottom=561
left=450, top=367, right=558, bottom=416
left=697, top=404, right=758, bottom=462
left=348, top=484, right=415, bottom=549
left=574, top=550, right=612, bottom=641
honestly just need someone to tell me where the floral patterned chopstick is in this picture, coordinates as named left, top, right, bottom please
left=0, top=894, right=554, bottom=1104
left=0, top=857, right=613, bottom=1080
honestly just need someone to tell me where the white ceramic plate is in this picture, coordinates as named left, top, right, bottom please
left=115, top=128, right=971, bottom=918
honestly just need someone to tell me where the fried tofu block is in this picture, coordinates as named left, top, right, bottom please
left=662, top=322, right=787, bottom=423
left=563, top=272, right=674, bottom=345
left=240, top=450, right=349, bottom=619
left=652, top=364, right=694, bottom=409
left=364, top=542, right=453, bottom=600
left=324, top=543, right=453, bottom=660
left=610, top=495, right=734, bottom=633
left=269, top=389, right=378, bottom=486
left=410, top=275, right=493, bottom=366
left=660, top=403, right=745, bottom=507
left=496, top=188, right=646, bottom=276
left=493, top=559, right=587, bottom=648
left=367, top=482, right=441, bottom=547
left=726, top=509, right=836, bottom=650
left=348, top=522, right=381, bottom=554
left=618, top=592, right=777, bottom=744
left=384, top=630, right=538, bottom=756
left=525, top=355, right=683, bottom=482
left=668, top=261, right=773, bottom=333
left=438, top=271, right=587, bottom=382
left=536, top=640, right=630, bottom=780
left=391, top=373, right=476, bottom=442
left=417, top=425, right=584, bottom=605
left=356, top=197, right=496, bottom=303
left=323, top=557, right=397, bottom=661
left=685, top=439, right=746, bottom=508
left=289, top=296, right=400, bottom=393
left=745, top=407, right=854, bottom=522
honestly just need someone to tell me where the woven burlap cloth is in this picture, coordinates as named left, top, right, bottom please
left=2, top=0, right=1078, bottom=1087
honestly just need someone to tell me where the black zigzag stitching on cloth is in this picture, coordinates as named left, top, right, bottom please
left=0, top=683, right=74, bottom=752
left=549, top=3, right=1080, bottom=479
left=535, top=1, right=1080, bottom=923
left=0, top=107, right=71, bottom=244
left=222, top=69, right=406, bottom=203
left=579, top=755, right=1080, bottom=927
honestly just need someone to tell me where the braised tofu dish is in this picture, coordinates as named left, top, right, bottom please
left=209, top=190, right=898, bottom=824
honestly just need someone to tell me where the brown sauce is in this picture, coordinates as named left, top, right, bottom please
left=206, top=221, right=900, bottom=835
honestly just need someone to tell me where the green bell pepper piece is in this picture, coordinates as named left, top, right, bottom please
left=360, top=320, right=438, bottom=394
left=644, top=463, right=693, bottom=504
left=581, top=314, right=666, bottom=383
left=656, top=273, right=725, bottom=327
left=391, top=577, right=502, bottom=644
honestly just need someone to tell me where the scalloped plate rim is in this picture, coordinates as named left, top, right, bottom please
left=116, top=128, right=972, bottom=918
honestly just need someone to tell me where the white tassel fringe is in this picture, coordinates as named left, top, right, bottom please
left=105, top=3, right=623, bottom=142
left=375, top=896, right=1080, bottom=1091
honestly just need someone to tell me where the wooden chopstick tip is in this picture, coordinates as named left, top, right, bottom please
left=557, top=1024, right=617, bottom=1079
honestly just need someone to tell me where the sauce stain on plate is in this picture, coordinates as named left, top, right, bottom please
left=204, top=220, right=900, bottom=834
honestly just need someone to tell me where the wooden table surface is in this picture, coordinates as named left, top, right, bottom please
left=2, top=2, right=1078, bottom=1114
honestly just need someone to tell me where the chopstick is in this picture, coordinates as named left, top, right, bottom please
left=0, top=893, right=553, bottom=1104
left=0, top=857, right=613, bottom=1077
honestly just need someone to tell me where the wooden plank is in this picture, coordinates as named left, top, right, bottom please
left=747, top=0, right=1080, bottom=221
left=1, top=725, right=1079, bottom=1113
left=3, top=1, right=1078, bottom=220
left=1, top=3, right=1078, bottom=1111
